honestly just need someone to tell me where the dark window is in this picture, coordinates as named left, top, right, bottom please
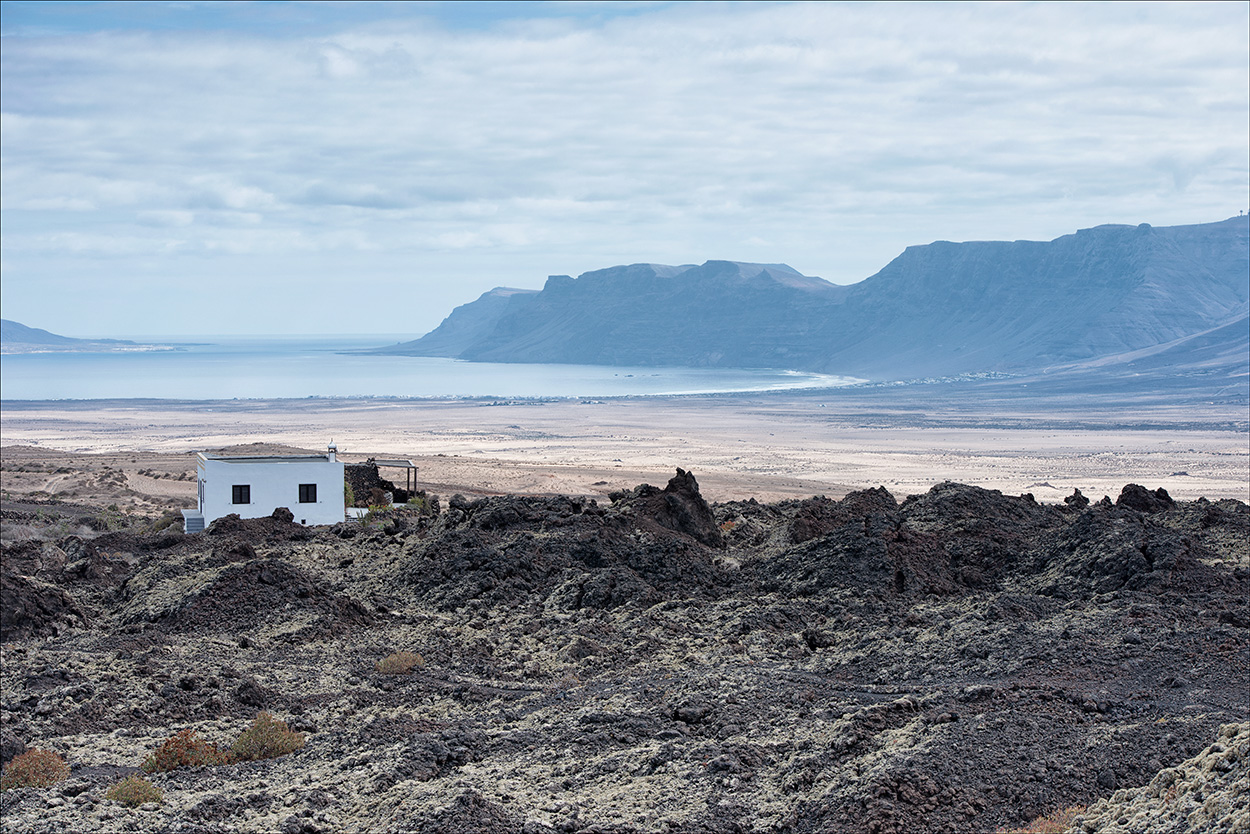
left=298, top=483, right=317, bottom=503
left=232, top=484, right=251, bottom=505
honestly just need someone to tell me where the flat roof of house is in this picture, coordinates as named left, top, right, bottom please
left=197, top=452, right=336, bottom=464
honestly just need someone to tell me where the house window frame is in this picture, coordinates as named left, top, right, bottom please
left=232, top=484, right=251, bottom=505
left=298, top=483, right=317, bottom=504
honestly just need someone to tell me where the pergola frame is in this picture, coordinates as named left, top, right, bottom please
left=367, top=458, right=418, bottom=495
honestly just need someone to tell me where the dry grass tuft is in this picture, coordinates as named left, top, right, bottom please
left=105, top=775, right=163, bottom=807
left=228, top=712, right=305, bottom=763
left=997, top=805, right=1087, bottom=834
left=377, top=650, right=424, bottom=675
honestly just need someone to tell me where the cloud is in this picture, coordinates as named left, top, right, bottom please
left=1, top=1, right=1246, bottom=335
left=136, top=209, right=195, bottom=227
left=294, top=182, right=412, bottom=210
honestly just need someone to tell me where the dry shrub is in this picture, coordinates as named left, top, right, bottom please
left=997, top=805, right=1087, bottom=834
left=0, top=749, right=70, bottom=790
left=228, top=712, right=304, bottom=763
left=105, top=775, right=163, bottom=807
left=377, top=650, right=424, bottom=675
left=142, top=729, right=227, bottom=773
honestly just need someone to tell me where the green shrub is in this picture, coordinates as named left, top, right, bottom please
left=0, top=749, right=70, bottom=790
left=142, top=729, right=227, bottom=773
left=344, top=482, right=356, bottom=507
left=148, top=510, right=183, bottom=534
left=105, top=775, right=163, bottom=807
left=376, top=650, right=424, bottom=675
left=228, top=712, right=304, bottom=763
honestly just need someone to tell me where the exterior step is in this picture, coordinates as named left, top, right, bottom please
left=181, top=510, right=205, bottom=534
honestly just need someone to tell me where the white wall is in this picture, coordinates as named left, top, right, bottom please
left=199, top=458, right=345, bottom=526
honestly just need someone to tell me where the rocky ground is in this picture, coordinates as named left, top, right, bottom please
left=1, top=468, right=1247, bottom=833
left=1071, top=721, right=1248, bottom=833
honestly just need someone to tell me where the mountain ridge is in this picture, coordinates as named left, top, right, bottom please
left=381, top=217, right=1249, bottom=382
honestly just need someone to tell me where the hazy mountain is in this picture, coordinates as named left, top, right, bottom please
left=3, top=319, right=91, bottom=347
left=1, top=319, right=145, bottom=354
left=377, top=261, right=848, bottom=368
left=808, top=217, right=1249, bottom=377
left=382, top=217, right=1249, bottom=380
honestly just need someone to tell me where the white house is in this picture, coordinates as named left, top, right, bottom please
left=181, top=445, right=345, bottom=533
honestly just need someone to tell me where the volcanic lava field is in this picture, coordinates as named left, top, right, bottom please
left=2, top=470, right=1247, bottom=833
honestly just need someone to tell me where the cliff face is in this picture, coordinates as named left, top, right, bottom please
left=377, top=287, right=539, bottom=358
left=812, top=217, right=1250, bottom=376
left=385, top=262, right=844, bottom=368
left=383, top=217, right=1249, bottom=379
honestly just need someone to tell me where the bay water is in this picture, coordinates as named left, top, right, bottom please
left=0, top=336, right=860, bottom=400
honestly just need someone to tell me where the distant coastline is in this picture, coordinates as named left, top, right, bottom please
left=0, top=343, right=179, bottom=356
left=0, top=318, right=176, bottom=355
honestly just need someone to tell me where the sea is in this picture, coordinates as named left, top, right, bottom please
left=0, top=335, right=861, bottom=400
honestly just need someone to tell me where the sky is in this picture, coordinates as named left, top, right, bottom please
left=2, top=1, right=1247, bottom=338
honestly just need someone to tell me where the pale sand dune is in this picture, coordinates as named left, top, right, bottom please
left=2, top=392, right=1246, bottom=504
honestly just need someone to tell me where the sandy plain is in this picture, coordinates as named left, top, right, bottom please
left=1, top=383, right=1246, bottom=508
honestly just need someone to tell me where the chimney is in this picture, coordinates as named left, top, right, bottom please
left=328, top=442, right=337, bottom=462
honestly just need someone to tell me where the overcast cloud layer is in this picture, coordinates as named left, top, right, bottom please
left=2, top=1, right=1247, bottom=337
